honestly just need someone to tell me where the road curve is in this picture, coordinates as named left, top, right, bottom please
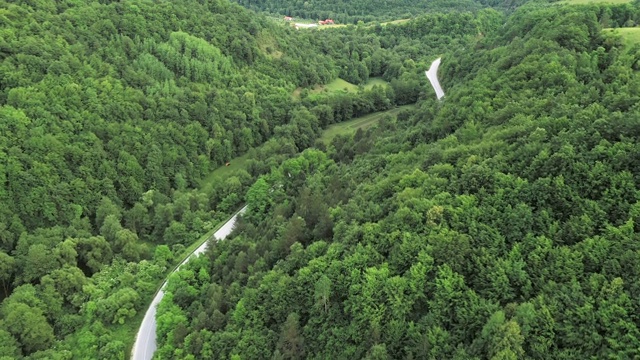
left=131, top=205, right=248, bottom=360
left=425, top=57, right=445, bottom=100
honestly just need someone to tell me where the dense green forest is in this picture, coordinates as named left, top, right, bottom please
left=0, top=0, right=506, bottom=357
left=2, top=0, right=640, bottom=358
left=155, top=2, right=640, bottom=360
left=0, top=0, right=459, bottom=358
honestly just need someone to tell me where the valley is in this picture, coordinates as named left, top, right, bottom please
left=1, top=0, right=640, bottom=359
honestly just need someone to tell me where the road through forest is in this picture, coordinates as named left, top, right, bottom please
left=131, top=58, right=443, bottom=360
left=130, top=206, right=248, bottom=360
left=426, top=57, right=445, bottom=100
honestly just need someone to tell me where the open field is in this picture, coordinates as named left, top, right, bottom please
left=321, top=78, right=359, bottom=92
left=292, top=78, right=356, bottom=98
left=316, top=23, right=348, bottom=30
left=603, top=27, right=640, bottom=47
left=320, top=105, right=415, bottom=144
left=558, top=0, right=632, bottom=4
left=380, top=18, right=411, bottom=25
left=364, top=77, right=389, bottom=89
left=293, top=77, right=390, bottom=98
left=291, top=17, right=411, bottom=29
left=200, top=152, right=251, bottom=191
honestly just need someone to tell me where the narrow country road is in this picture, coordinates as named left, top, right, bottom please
left=425, top=57, right=445, bottom=100
left=131, top=205, right=248, bottom=360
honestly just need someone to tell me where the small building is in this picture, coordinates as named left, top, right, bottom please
left=284, top=16, right=293, bottom=21
left=319, top=19, right=335, bottom=25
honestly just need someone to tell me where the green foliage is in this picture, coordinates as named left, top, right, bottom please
left=7, top=0, right=639, bottom=358
left=157, top=4, right=640, bottom=360
left=246, top=177, right=272, bottom=217
left=1, top=0, right=437, bottom=356
left=1, top=302, right=55, bottom=354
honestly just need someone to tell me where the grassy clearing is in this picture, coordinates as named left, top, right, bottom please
left=604, top=27, right=640, bottom=47
left=323, top=78, right=359, bottom=92
left=558, top=0, right=632, bottom=4
left=292, top=78, right=357, bottom=98
left=256, top=32, right=283, bottom=59
left=380, top=18, right=411, bottom=26
left=320, top=105, right=415, bottom=144
left=294, top=77, right=389, bottom=98
left=200, top=152, right=251, bottom=192
left=364, top=77, right=389, bottom=89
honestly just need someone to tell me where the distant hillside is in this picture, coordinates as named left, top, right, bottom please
left=234, top=0, right=531, bottom=23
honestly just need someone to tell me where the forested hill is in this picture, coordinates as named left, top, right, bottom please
left=0, top=0, right=496, bottom=357
left=156, top=3, right=640, bottom=360
left=0, top=0, right=421, bottom=357
left=0, top=0, right=335, bottom=233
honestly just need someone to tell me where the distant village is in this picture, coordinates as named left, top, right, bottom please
left=284, top=16, right=335, bottom=29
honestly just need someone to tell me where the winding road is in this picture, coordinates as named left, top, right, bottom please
left=425, top=57, right=445, bottom=100
left=130, top=59, right=443, bottom=360
left=131, top=205, right=247, bottom=360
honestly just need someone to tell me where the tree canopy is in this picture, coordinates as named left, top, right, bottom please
left=2, top=0, right=640, bottom=358
left=157, top=3, right=640, bottom=360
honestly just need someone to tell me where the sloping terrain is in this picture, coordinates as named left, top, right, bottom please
left=156, top=4, right=640, bottom=359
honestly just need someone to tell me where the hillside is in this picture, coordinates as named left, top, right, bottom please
left=0, top=0, right=507, bottom=356
left=0, top=0, right=415, bottom=358
left=156, top=3, right=640, bottom=360
left=2, top=0, right=640, bottom=357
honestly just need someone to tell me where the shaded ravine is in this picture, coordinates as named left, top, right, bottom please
left=131, top=205, right=248, bottom=360
left=425, top=57, right=445, bottom=100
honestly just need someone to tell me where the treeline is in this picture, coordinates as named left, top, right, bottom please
left=233, top=0, right=516, bottom=24
left=157, top=3, right=640, bottom=360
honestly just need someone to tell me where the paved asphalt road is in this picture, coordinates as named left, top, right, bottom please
left=131, top=206, right=248, bottom=360
left=426, top=57, right=445, bottom=100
